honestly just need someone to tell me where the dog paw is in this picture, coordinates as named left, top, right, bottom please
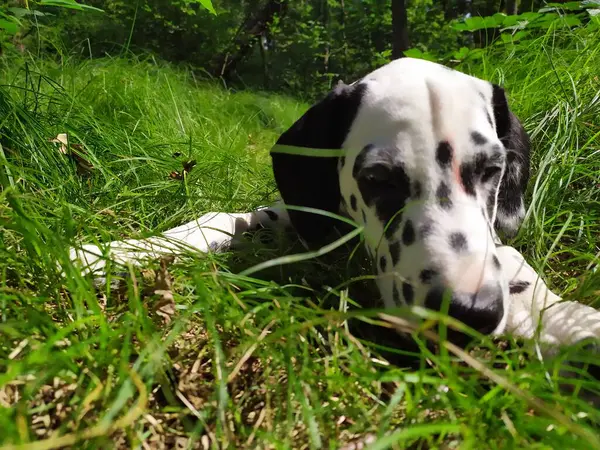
left=67, top=243, right=144, bottom=287
left=66, top=238, right=183, bottom=287
left=65, top=244, right=115, bottom=287
left=69, top=244, right=108, bottom=274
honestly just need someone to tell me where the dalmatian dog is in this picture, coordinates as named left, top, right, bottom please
left=69, top=57, right=600, bottom=367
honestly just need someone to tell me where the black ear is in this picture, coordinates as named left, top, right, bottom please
left=491, top=84, right=531, bottom=237
left=271, top=82, right=367, bottom=246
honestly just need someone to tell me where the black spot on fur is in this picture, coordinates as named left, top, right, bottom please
left=436, top=141, right=453, bottom=168
left=265, top=210, right=279, bottom=221
left=379, top=255, right=387, bottom=272
left=352, top=144, right=375, bottom=179
left=353, top=145, right=411, bottom=227
left=460, top=164, right=476, bottom=197
left=402, top=220, right=415, bottom=246
left=385, top=213, right=402, bottom=240
left=486, top=111, right=493, bottom=127
left=393, top=283, right=401, bottom=304
left=492, top=255, right=501, bottom=269
left=509, top=280, right=530, bottom=295
left=460, top=153, right=488, bottom=197
left=389, top=241, right=401, bottom=266
left=420, top=222, right=433, bottom=239
left=340, top=156, right=346, bottom=167
left=436, top=182, right=453, bottom=209
left=350, top=194, right=358, bottom=212
left=471, top=131, right=488, bottom=145
left=412, top=181, right=422, bottom=199
left=420, top=269, right=437, bottom=284
left=449, top=232, right=467, bottom=252
left=402, top=282, right=414, bottom=304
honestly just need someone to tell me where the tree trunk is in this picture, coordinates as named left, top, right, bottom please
left=216, top=0, right=288, bottom=81
left=391, top=0, right=409, bottom=59
left=259, top=34, right=269, bottom=89
left=441, top=0, right=451, bottom=19
left=322, top=0, right=330, bottom=75
left=519, top=0, right=535, bottom=13
left=482, top=0, right=499, bottom=16
left=340, top=0, right=348, bottom=77
left=506, top=0, right=518, bottom=15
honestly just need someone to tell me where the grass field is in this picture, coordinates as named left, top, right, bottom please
left=1, top=25, right=600, bottom=449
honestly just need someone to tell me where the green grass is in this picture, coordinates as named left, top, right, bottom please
left=0, top=25, right=600, bottom=449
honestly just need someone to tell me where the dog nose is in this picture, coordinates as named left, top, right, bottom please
left=424, top=283, right=504, bottom=336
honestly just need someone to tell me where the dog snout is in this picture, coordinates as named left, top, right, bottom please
left=424, top=282, right=505, bottom=336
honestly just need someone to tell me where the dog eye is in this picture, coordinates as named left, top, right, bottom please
left=362, top=165, right=393, bottom=185
left=481, top=165, right=503, bottom=184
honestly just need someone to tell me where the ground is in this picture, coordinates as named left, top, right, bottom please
left=0, top=28, right=600, bottom=449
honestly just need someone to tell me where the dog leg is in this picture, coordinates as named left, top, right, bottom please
left=497, top=245, right=600, bottom=346
left=68, top=203, right=290, bottom=281
left=497, top=245, right=600, bottom=404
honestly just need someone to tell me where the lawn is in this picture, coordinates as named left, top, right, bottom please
left=0, top=26, right=600, bottom=449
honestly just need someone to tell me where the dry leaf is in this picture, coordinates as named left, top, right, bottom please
left=169, top=160, right=196, bottom=180
left=98, top=209, right=117, bottom=218
left=338, top=433, right=376, bottom=450
left=50, top=133, right=69, bottom=154
left=50, top=133, right=94, bottom=176
left=152, top=256, right=176, bottom=325
left=182, top=159, right=196, bottom=174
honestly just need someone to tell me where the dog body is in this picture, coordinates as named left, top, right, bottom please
left=70, top=57, right=599, bottom=353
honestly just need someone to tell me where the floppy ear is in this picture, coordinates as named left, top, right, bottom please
left=271, top=82, right=367, bottom=246
left=491, top=84, right=531, bottom=237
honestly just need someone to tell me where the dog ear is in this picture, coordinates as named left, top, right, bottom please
left=271, top=82, right=367, bottom=246
left=491, top=84, right=531, bottom=237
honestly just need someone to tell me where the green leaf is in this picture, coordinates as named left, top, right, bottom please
left=452, top=46, right=470, bottom=60
left=543, top=2, right=588, bottom=11
left=465, top=48, right=484, bottom=59
left=8, top=7, right=46, bottom=18
left=453, top=15, right=505, bottom=32
left=403, top=48, right=437, bottom=62
left=194, top=0, right=217, bottom=15
left=38, top=0, right=104, bottom=12
left=510, top=30, right=531, bottom=41
left=0, top=18, right=19, bottom=34
left=403, top=48, right=424, bottom=58
left=451, top=22, right=468, bottom=31
left=560, top=15, right=583, bottom=26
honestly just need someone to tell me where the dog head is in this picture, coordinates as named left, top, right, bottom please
left=271, top=57, right=530, bottom=336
